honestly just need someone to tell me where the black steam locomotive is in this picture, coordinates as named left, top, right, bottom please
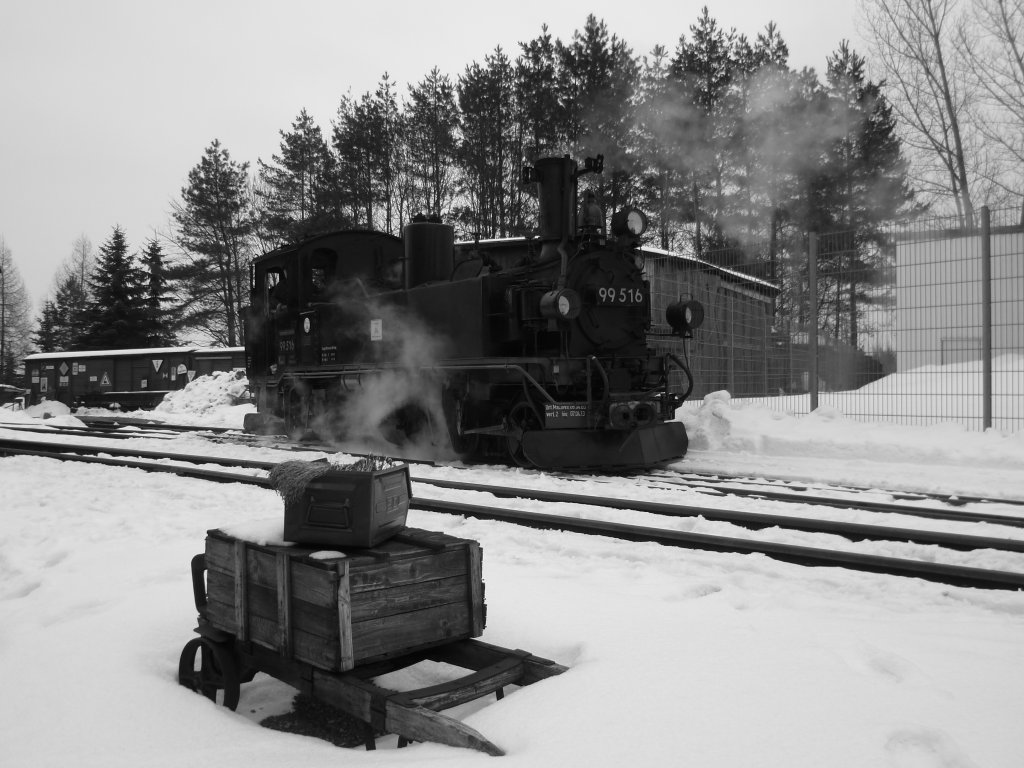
left=243, top=155, right=703, bottom=471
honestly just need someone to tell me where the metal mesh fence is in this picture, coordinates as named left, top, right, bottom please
left=647, top=207, right=1024, bottom=433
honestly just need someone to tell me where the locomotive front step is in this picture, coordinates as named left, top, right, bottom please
left=520, top=420, right=689, bottom=471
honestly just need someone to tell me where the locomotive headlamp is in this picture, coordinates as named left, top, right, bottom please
left=610, top=207, right=648, bottom=238
left=539, top=288, right=582, bottom=321
left=666, top=299, right=705, bottom=336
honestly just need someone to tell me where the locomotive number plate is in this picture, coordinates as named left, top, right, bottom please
left=596, top=286, right=644, bottom=305
left=545, top=402, right=589, bottom=429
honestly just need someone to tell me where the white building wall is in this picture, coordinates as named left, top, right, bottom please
left=895, top=231, right=1024, bottom=371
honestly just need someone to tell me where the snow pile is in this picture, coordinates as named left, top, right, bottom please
left=156, top=369, right=250, bottom=416
left=0, top=398, right=88, bottom=428
left=676, top=390, right=1024, bottom=498
left=24, top=398, right=73, bottom=420
left=67, top=371, right=255, bottom=428
left=680, top=390, right=1024, bottom=468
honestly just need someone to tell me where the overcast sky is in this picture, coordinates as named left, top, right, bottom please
left=0, top=0, right=862, bottom=310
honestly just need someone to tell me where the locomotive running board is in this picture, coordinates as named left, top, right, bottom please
left=521, top=421, right=688, bottom=471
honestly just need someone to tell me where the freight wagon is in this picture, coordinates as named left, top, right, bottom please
left=24, top=346, right=246, bottom=410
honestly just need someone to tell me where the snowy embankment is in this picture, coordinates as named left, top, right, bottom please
left=1, top=373, right=1023, bottom=767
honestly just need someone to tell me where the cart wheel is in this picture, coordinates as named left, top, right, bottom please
left=178, top=637, right=241, bottom=711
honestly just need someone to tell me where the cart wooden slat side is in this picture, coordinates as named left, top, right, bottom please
left=202, top=527, right=486, bottom=670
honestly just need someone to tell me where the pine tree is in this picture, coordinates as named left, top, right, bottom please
left=257, top=110, right=339, bottom=244
left=670, top=8, right=744, bottom=256
left=33, top=300, right=60, bottom=352
left=557, top=15, right=640, bottom=212
left=369, top=74, right=408, bottom=235
left=817, top=42, right=917, bottom=232
left=140, top=238, right=174, bottom=346
left=35, top=236, right=95, bottom=351
left=76, top=226, right=151, bottom=350
left=457, top=48, right=518, bottom=237
left=51, top=274, right=91, bottom=350
left=515, top=24, right=564, bottom=159
left=406, top=68, right=460, bottom=218
left=171, top=140, right=254, bottom=346
left=635, top=44, right=697, bottom=251
left=810, top=41, right=918, bottom=346
left=333, top=92, right=380, bottom=229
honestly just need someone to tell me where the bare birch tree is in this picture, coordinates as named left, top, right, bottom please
left=956, top=0, right=1024, bottom=199
left=0, top=238, right=34, bottom=384
left=860, top=0, right=978, bottom=222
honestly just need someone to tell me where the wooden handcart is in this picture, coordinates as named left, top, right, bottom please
left=178, top=527, right=566, bottom=755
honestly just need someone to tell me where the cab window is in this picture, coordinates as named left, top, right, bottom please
left=309, top=248, right=337, bottom=301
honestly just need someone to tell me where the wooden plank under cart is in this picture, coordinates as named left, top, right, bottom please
left=179, top=527, right=567, bottom=755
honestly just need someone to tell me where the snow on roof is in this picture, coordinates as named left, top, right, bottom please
left=456, top=236, right=779, bottom=292
left=24, top=346, right=243, bottom=361
left=640, top=245, right=778, bottom=292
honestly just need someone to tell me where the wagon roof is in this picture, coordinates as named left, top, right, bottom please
left=24, top=346, right=243, bottom=361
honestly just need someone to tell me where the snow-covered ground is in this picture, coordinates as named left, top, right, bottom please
left=1, top=372, right=1023, bottom=767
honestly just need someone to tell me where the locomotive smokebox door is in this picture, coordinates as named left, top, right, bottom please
left=270, top=460, right=411, bottom=548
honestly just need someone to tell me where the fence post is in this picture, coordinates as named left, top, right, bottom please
left=808, top=233, right=819, bottom=412
left=981, top=206, right=992, bottom=430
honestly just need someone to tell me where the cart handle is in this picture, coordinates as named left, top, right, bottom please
left=190, top=554, right=208, bottom=614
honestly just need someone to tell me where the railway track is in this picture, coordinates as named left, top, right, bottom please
left=3, top=433, right=1023, bottom=592
left=650, top=468, right=1024, bottom=509
left=10, top=419, right=1024, bottom=519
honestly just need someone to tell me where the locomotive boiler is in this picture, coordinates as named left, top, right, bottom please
left=243, top=155, right=703, bottom=471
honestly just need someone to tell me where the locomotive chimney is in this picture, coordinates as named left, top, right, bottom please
left=524, top=155, right=603, bottom=286
left=533, top=156, right=578, bottom=250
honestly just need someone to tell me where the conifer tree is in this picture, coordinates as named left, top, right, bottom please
left=33, top=300, right=60, bottom=353
left=457, top=48, right=518, bottom=237
left=406, top=68, right=460, bottom=218
left=76, top=226, right=151, bottom=350
left=140, top=238, right=174, bottom=346
left=515, top=25, right=564, bottom=159
left=557, top=15, right=640, bottom=211
left=670, top=8, right=744, bottom=256
left=171, top=140, right=253, bottom=346
left=35, top=236, right=95, bottom=351
left=817, top=42, right=917, bottom=233
left=51, top=274, right=91, bottom=350
left=810, top=42, right=918, bottom=347
left=369, top=74, right=408, bottom=235
left=333, top=92, right=380, bottom=229
left=257, top=110, right=340, bottom=244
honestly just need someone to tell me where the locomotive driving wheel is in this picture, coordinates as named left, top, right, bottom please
left=281, top=384, right=311, bottom=438
left=505, top=400, right=543, bottom=468
left=442, top=386, right=482, bottom=458
left=178, top=637, right=241, bottom=711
